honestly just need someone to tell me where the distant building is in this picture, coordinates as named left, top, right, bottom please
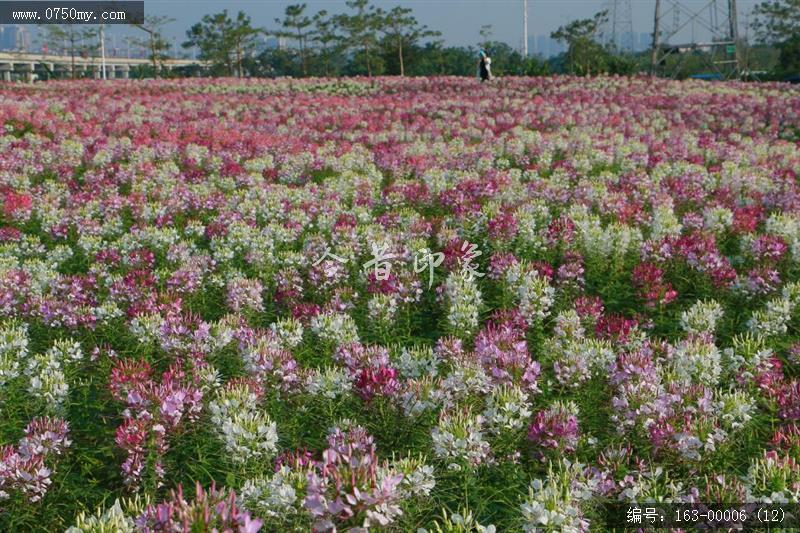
left=536, top=35, right=547, bottom=57
left=264, top=36, right=287, bottom=51
left=530, top=30, right=647, bottom=58
left=2, top=25, right=31, bottom=52
left=529, top=35, right=565, bottom=59
left=638, top=32, right=651, bottom=52
left=0, top=25, right=21, bottom=51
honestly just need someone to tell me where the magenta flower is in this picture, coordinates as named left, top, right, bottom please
left=475, top=323, right=540, bottom=393
left=527, top=401, right=580, bottom=455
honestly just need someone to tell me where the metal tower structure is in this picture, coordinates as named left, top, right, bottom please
left=523, top=0, right=529, bottom=56
left=604, top=0, right=635, bottom=52
left=651, top=0, right=741, bottom=79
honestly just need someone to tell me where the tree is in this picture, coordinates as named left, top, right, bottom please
left=131, top=15, right=174, bottom=77
left=479, top=24, right=493, bottom=50
left=274, top=4, right=313, bottom=76
left=311, top=10, right=341, bottom=77
left=230, top=12, right=261, bottom=77
left=184, top=10, right=261, bottom=77
left=38, top=24, right=98, bottom=78
left=379, top=6, right=440, bottom=76
left=335, top=0, right=383, bottom=77
left=551, top=11, right=610, bottom=75
left=753, top=0, right=800, bottom=74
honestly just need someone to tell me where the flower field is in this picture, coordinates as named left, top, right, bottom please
left=1, top=76, right=800, bottom=531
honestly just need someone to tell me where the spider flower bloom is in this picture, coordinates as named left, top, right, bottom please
left=474, top=323, right=540, bottom=393
left=136, top=481, right=262, bottom=532
left=0, top=416, right=70, bottom=503
left=208, top=382, right=278, bottom=465
left=226, top=276, right=264, bottom=314
left=442, top=270, right=482, bottom=340
left=527, top=401, right=580, bottom=455
left=520, top=461, right=590, bottom=532
left=631, top=262, right=677, bottom=308
left=2, top=191, right=33, bottom=221
left=354, top=364, right=399, bottom=402
left=431, top=407, right=492, bottom=468
left=304, top=426, right=404, bottom=531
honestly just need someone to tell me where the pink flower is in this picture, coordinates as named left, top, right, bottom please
left=475, top=323, right=540, bottom=393
left=354, top=365, right=399, bottom=401
left=527, top=402, right=580, bottom=455
left=137, top=481, right=261, bottom=532
left=2, top=191, right=32, bottom=220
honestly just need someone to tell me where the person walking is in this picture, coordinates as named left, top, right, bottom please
left=478, top=48, right=492, bottom=82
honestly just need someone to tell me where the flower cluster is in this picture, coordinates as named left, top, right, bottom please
left=527, top=401, right=581, bottom=457
left=0, top=417, right=70, bottom=503
left=1, top=76, right=800, bottom=531
left=208, top=380, right=279, bottom=466
left=110, top=359, right=203, bottom=488
left=136, top=482, right=262, bottom=532
left=304, top=425, right=404, bottom=531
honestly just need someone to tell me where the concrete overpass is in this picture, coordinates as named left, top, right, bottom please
left=0, top=52, right=203, bottom=81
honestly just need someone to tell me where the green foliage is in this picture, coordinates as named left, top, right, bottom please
left=130, top=15, right=175, bottom=77
left=753, top=0, right=800, bottom=75
left=183, top=10, right=261, bottom=77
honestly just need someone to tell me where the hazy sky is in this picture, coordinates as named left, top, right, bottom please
left=134, top=0, right=763, bottom=48
left=19, top=0, right=765, bottom=54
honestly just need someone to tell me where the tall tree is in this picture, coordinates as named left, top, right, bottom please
left=274, top=4, right=313, bottom=76
left=380, top=6, right=440, bottom=76
left=335, top=0, right=383, bottom=77
left=311, top=10, right=339, bottom=77
left=752, top=0, right=800, bottom=74
left=131, top=15, right=174, bottom=77
left=551, top=11, right=609, bottom=76
left=479, top=24, right=494, bottom=50
left=38, top=25, right=98, bottom=78
left=184, top=10, right=260, bottom=77
left=230, top=11, right=261, bottom=77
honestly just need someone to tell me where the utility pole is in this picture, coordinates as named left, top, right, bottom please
left=651, top=0, right=661, bottom=75
left=100, top=24, right=106, bottom=79
left=728, top=0, right=739, bottom=76
left=523, top=0, right=528, bottom=57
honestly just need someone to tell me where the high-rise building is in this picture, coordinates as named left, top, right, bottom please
left=0, top=25, right=16, bottom=50
left=638, top=32, right=651, bottom=52
left=264, top=36, right=288, bottom=51
left=536, top=35, right=547, bottom=57
left=0, top=25, right=31, bottom=51
left=17, top=26, right=31, bottom=52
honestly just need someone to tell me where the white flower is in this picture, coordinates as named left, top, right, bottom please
left=0, top=320, right=27, bottom=387
left=521, top=461, right=590, bottom=532
left=482, top=385, right=532, bottom=433
left=431, top=409, right=492, bottom=466
left=396, top=345, right=440, bottom=379
left=443, top=270, right=482, bottom=339
left=310, top=310, right=360, bottom=346
left=514, top=268, right=554, bottom=322
left=209, top=384, right=278, bottom=464
left=748, top=296, right=794, bottom=338
left=270, top=317, right=304, bottom=349
left=669, top=335, right=722, bottom=386
left=240, top=467, right=302, bottom=519
left=680, top=300, right=724, bottom=336
left=304, top=366, right=352, bottom=399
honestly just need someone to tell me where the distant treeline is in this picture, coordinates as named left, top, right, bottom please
left=39, top=0, right=800, bottom=80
